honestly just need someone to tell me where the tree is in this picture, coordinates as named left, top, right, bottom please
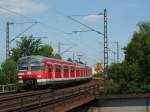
left=109, top=61, right=141, bottom=93
left=67, top=58, right=72, bottom=62
left=124, top=32, right=150, bottom=86
left=123, top=22, right=150, bottom=92
left=11, top=48, right=21, bottom=62
left=11, top=36, right=42, bottom=61
left=137, top=21, right=150, bottom=33
left=0, top=69, right=7, bottom=84
left=1, top=59, right=17, bottom=84
left=39, top=44, right=53, bottom=57
left=11, top=36, right=61, bottom=61
left=53, top=53, right=62, bottom=60
left=108, top=22, right=150, bottom=94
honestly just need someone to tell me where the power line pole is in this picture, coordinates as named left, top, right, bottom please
left=113, top=51, right=116, bottom=63
left=6, top=21, right=37, bottom=60
left=77, top=54, right=83, bottom=62
left=6, top=22, right=9, bottom=60
left=114, top=41, right=119, bottom=63
left=72, top=52, right=75, bottom=61
left=103, top=9, right=108, bottom=78
left=6, top=22, right=13, bottom=60
left=67, top=9, right=109, bottom=78
left=116, top=41, right=119, bottom=64
left=58, top=41, right=61, bottom=55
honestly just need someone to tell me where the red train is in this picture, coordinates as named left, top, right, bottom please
left=17, top=55, right=92, bottom=89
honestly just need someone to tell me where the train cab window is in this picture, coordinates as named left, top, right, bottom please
left=30, top=65, right=44, bottom=71
left=55, top=65, right=61, bottom=73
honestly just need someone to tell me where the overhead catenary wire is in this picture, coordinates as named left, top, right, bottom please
left=67, top=16, right=104, bottom=35
left=10, top=22, right=38, bottom=42
left=0, top=6, right=105, bottom=65
left=0, top=6, right=71, bottom=36
left=0, top=6, right=36, bottom=22
left=55, top=11, right=106, bottom=65
left=0, top=6, right=76, bottom=53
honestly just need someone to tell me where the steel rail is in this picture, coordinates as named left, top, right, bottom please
left=0, top=79, right=104, bottom=112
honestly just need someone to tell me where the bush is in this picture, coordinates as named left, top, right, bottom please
left=0, top=69, right=7, bottom=84
left=1, top=59, right=17, bottom=84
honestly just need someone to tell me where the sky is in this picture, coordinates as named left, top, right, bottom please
left=0, top=0, right=150, bottom=66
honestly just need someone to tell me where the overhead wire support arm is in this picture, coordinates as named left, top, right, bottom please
left=0, top=6, right=36, bottom=22
left=61, top=44, right=77, bottom=55
left=68, top=9, right=109, bottom=78
left=103, top=9, right=108, bottom=78
left=72, top=30, right=93, bottom=34
left=10, top=22, right=38, bottom=42
left=67, top=16, right=104, bottom=35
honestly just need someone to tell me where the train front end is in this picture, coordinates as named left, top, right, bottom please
left=17, top=56, right=45, bottom=90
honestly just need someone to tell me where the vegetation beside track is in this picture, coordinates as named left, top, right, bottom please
left=0, top=84, right=16, bottom=93
left=108, top=22, right=150, bottom=94
left=0, top=80, right=102, bottom=112
left=0, top=36, right=62, bottom=85
left=92, top=72, right=104, bottom=80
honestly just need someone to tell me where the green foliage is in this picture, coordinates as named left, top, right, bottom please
left=52, top=53, right=62, bottom=60
left=11, top=36, right=42, bottom=61
left=124, top=32, right=150, bottom=85
left=0, top=35, right=63, bottom=84
left=93, top=72, right=103, bottom=78
left=108, top=22, right=150, bottom=94
left=39, top=44, right=53, bottom=57
left=1, top=59, right=17, bottom=84
left=67, top=58, right=73, bottom=62
left=109, top=61, right=142, bottom=93
left=10, top=36, right=61, bottom=61
left=137, top=21, right=150, bottom=33
left=17, top=36, right=41, bottom=56
left=104, top=81, right=120, bottom=94
left=0, top=69, right=7, bottom=84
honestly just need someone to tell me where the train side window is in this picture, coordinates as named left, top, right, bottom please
left=76, top=68, right=79, bottom=73
left=71, top=67, right=75, bottom=73
left=64, top=66, right=69, bottom=73
left=76, top=68, right=78, bottom=73
left=55, top=65, right=61, bottom=73
left=48, top=65, right=52, bottom=72
left=48, top=67, right=51, bottom=72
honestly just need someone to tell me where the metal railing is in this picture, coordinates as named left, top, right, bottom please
left=0, top=84, right=16, bottom=93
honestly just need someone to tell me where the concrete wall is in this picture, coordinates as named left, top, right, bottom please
left=88, top=97, right=150, bottom=112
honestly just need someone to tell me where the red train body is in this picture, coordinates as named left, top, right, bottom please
left=17, top=55, right=92, bottom=89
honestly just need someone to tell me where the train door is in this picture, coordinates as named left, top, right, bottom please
left=63, top=66, right=69, bottom=78
left=47, top=64, right=53, bottom=79
left=70, top=66, right=75, bottom=78
left=55, top=65, right=62, bottom=78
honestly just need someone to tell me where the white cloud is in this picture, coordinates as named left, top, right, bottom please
left=83, top=15, right=101, bottom=22
left=0, top=0, right=47, bottom=15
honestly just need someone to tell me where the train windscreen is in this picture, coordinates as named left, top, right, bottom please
left=18, top=56, right=44, bottom=71
left=30, top=64, right=44, bottom=71
left=18, top=64, right=28, bottom=71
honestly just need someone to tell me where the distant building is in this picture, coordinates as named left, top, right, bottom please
left=92, top=67, right=97, bottom=74
left=94, top=63, right=103, bottom=74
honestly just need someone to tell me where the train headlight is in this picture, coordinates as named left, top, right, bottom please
left=27, top=71, right=31, bottom=75
left=18, top=76, right=22, bottom=79
left=37, top=74, right=41, bottom=78
left=18, top=73, right=24, bottom=75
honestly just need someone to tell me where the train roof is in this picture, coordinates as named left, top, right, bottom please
left=18, top=55, right=91, bottom=68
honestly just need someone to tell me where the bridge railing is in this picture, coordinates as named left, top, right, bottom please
left=0, top=84, right=16, bottom=93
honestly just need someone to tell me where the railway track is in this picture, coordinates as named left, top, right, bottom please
left=0, top=79, right=103, bottom=112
